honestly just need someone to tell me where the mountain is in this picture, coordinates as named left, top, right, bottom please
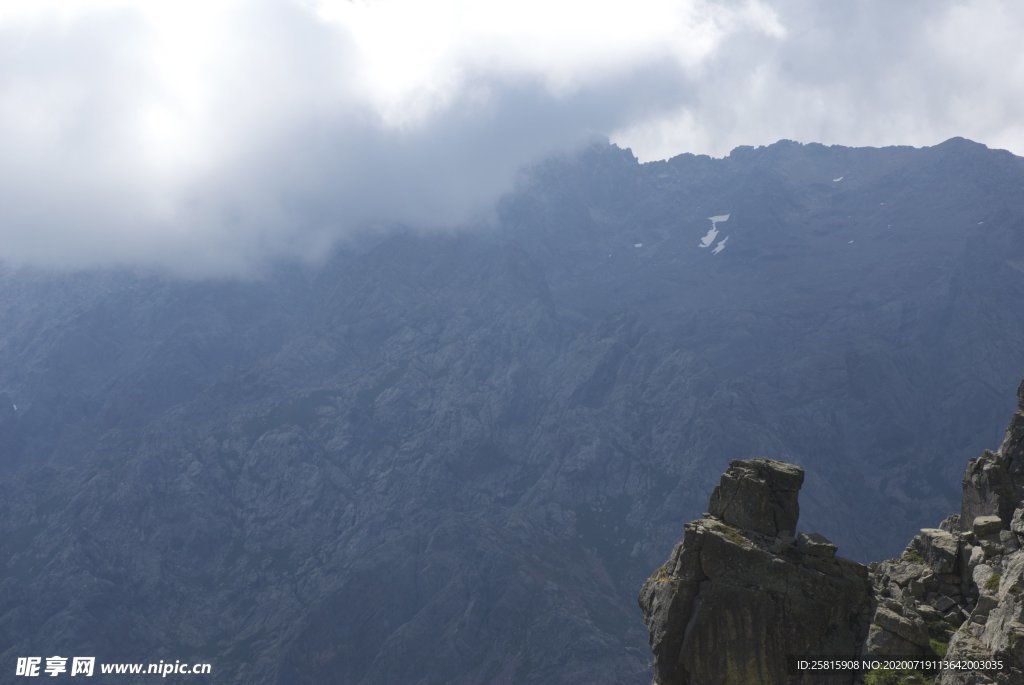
left=1, top=139, right=1024, bottom=683
left=639, top=381, right=1024, bottom=684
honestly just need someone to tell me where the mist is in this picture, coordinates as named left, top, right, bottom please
left=2, top=0, right=1023, bottom=275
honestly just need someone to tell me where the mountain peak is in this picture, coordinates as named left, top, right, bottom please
left=936, top=136, right=987, bottom=149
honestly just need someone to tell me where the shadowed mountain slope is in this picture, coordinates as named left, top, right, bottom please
left=1, top=139, right=1024, bottom=682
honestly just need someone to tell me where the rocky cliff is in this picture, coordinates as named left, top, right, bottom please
left=639, top=459, right=873, bottom=684
left=641, top=381, right=1024, bottom=684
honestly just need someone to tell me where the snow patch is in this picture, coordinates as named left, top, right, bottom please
left=833, top=176, right=844, bottom=182
left=700, top=214, right=730, bottom=248
left=633, top=243, right=643, bottom=248
left=712, top=236, right=729, bottom=255
left=699, top=226, right=718, bottom=247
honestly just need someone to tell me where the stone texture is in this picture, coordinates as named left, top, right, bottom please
left=643, top=382, right=1024, bottom=685
left=915, top=528, right=962, bottom=574
left=640, top=460, right=872, bottom=685
left=974, top=515, right=1004, bottom=538
left=1011, top=507, right=1024, bottom=536
left=960, top=382, right=1024, bottom=534
left=938, top=552, right=1024, bottom=684
left=707, top=459, right=804, bottom=538
left=871, top=605, right=930, bottom=649
left=797, top=532, right=838, bottom=558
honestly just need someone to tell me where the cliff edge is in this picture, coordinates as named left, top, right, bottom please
left=639, top=458, right=873, bottom=684
left=640, top=381, right=1024, bottom=684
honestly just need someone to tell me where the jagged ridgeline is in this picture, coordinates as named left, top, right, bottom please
left=640, top=380, right=1024, bottom=684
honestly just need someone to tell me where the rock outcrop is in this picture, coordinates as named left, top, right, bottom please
left=639, top=459, right=874, bottom=684
left=641, top=381, right=1024, bottom=684
left=959, top=380, right=1024, bottom=534
left=937, top=380, right=1024, bottom=684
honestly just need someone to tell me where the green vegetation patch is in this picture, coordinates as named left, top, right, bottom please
left=714, top=522, right=748, bottom=546
left=902, top=548, right=924, bottom=564
left=928, top=637, right=948, bottom=658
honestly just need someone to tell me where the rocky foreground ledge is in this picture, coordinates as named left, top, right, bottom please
left=640, top=381, right=1024, bottom=685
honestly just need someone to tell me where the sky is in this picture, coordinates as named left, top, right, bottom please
left=2, top=0, right=1023, bottom=275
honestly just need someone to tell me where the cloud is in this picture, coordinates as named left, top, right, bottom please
left=0, top=0, right=1022, bottom=275
left=616, top=0, right=1024, bottom=159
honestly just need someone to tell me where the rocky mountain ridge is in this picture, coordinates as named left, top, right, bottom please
left=640, top=380, right=1024, bottom=684
left=4, top=139, right=1024, bottom=682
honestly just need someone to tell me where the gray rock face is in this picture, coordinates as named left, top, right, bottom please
left=938, top=385, right=1024, bottom=684
left=868, top=604, right=930, bottom=652
left=707, top=458, right=804, bottom=537
left=975, top=516, right=1004, bottom=538
left=917, top=528, right=961, bottom=575
left=961, top=382, right=1024, bottom=532
left=1011, top=507, right=1024, bottom=535
left=866, top=528, right=968, bottom=662
left=639, top=459, right=873, bottom=685
left=797, top=531, right=838, bottom=558
left=845, top=385, right=1024, bottom=682
left=765, top=385, right=1024, bottom=680
left=642, top=382, right=1024, bottom=685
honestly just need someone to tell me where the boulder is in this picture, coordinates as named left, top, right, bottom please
left=707, top=459, right=803, bottom=538
left=1011, top=506, right=1024, bottom=535
left=913, top=528, right=960, bottom=575
left=870, top=605, right=930, bottom=650
left=973, top=515, right=1003, bottom=538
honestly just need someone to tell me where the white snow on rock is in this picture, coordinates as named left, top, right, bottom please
left=633, top=243, right=643, bottom=248
left=833, top=176, right=844, bottom=182
left=712, top=236, right=729, bottom=255
left=700, top=214, right=730, bottom=248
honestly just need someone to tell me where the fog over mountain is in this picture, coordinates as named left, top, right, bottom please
left=2, top=1, right=1024, bottom=274
left=3, top=139, right=1024, bottom=682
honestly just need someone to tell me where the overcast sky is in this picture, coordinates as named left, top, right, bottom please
left=2, top=0, right=1023, bottom=275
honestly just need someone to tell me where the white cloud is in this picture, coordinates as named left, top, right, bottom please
left=0, top=0, right=1022, bottom=274
left=615, top=0, right=1024, bottom=158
